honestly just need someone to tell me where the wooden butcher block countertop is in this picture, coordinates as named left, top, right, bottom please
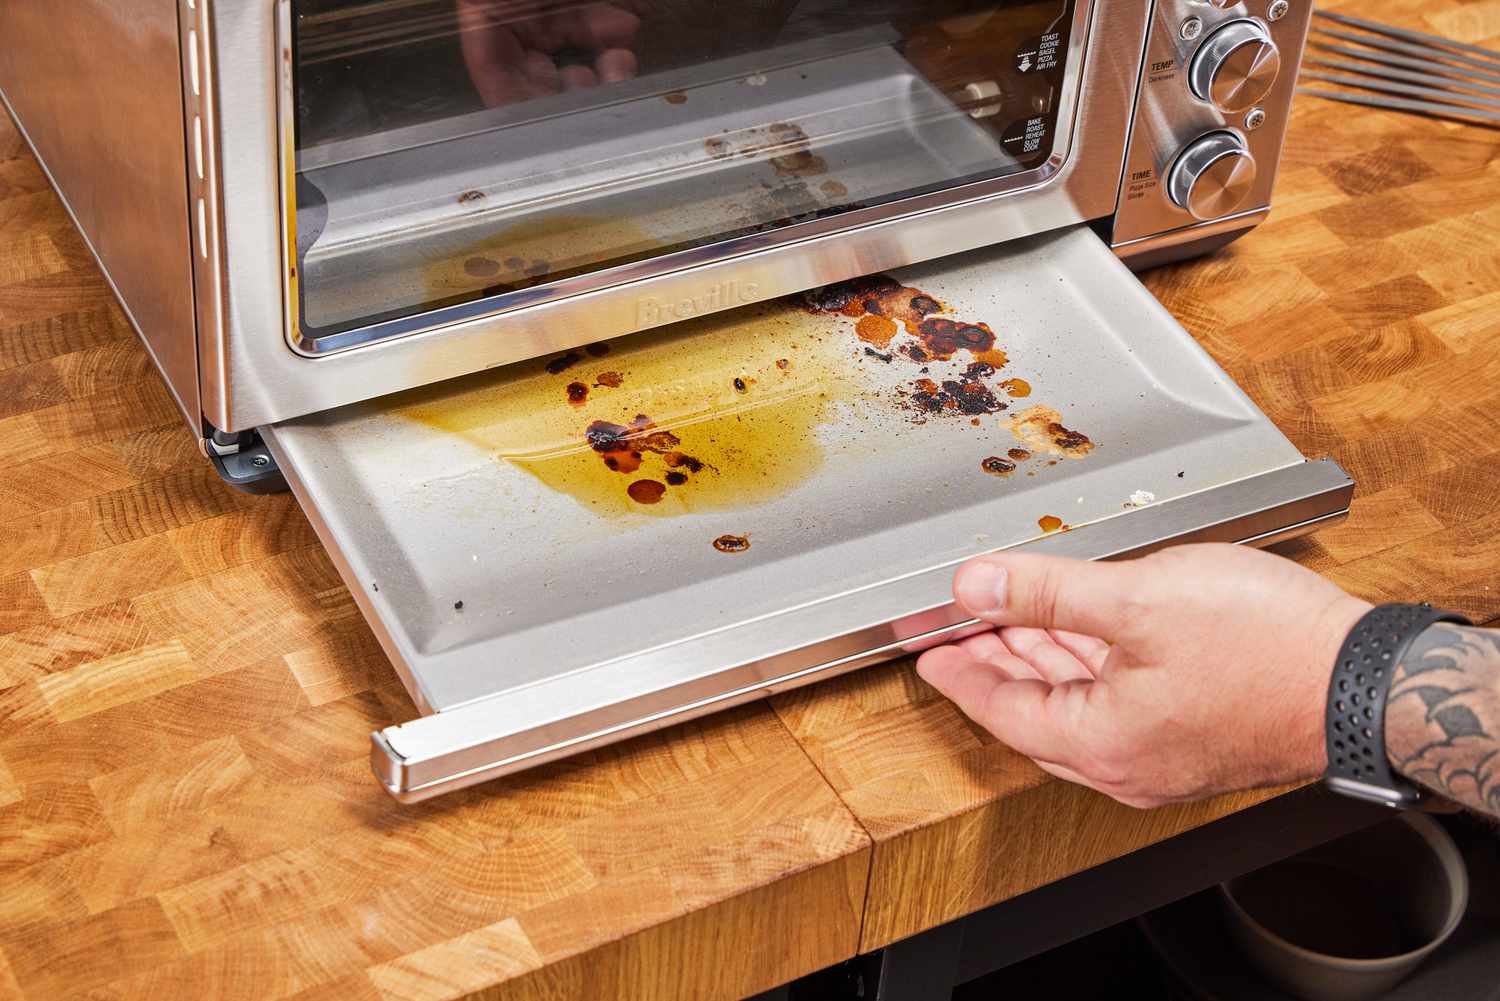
left=4, top=4, right=1500, bottom=998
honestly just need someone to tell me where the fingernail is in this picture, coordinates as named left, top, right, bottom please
left=956, top=562, right=1007, bottom=616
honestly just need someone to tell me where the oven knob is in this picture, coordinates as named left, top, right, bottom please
left=1168, top=132, right=1257, bottom=220
left=1189, top=19, right=1281, bottom=112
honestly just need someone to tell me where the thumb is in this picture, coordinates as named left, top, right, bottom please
left=953, top=552, right=1140, bottom=642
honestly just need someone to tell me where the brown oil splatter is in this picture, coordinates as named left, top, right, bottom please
left=776, top=358, right=790, bottom=369
left=566, top=382, right=588, bottom=405
left=981, top=456, right=1016, bottom=476
left=765, top=123, right=827, bottom=177
left=664, top=91, right=688, bottom=105
left=713, top=534, right=751, bottom=553
left=458, top=190, right=485, bottom=205
left=546, top=352, right=583, bottom=375
left=820, top=180, right=848, bottom=197
left=394, top=305, right=850, bottom=520
left=1007, top=448, right=1031, bottom=461
left=804, top=276, right=1004, bottom=366
left=999, top=378, right=1031, bottom=398
left=904, top=375, right=1006, bottom=419
left=1038, top=515, right=1065, bottom=533
left=1009, top=405, right=1095, bottom=458
left=628, top=480, right=666, bottom=504
left=705, top=137, right=731, bottom=159
left=464, top=256, right=500, bottom=278
left=663, top=451, right=704, bottom=473
left=585, top=415, right=690, bottom=476
left=665, top=471, right=688, bottom=486
left=855, top=314, right=897, bottom=348
left=595, top=371, right=623, bottom=388
left=524, top=259, right=550, bottom=278
left=914, top=317, right=1006, bottom=366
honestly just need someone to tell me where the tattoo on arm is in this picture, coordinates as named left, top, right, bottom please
left=1385, top=623, right=1500, bottom=818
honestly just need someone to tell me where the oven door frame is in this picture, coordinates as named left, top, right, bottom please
left=202, top=0, right=1149, bottom=432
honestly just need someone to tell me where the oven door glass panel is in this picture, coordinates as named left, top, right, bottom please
left=289, top=0, right=1081, bottom=344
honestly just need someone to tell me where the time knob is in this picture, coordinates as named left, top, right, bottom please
left=1189, top=19, right=1281, bottom=112
left=1168, top=132, right=1256, bottom=220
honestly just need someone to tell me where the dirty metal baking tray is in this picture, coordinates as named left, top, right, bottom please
left=261, top=226, right=1352, bottom=801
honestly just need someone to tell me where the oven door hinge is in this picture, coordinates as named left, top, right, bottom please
left=201, top=426, right=288, bottom=495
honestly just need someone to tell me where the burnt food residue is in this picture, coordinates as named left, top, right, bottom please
left=713, top=534, right=751, bottom=553
left=583, top=415, right=708, bottom=503
left=628, top=480, right=666, bottom=504
left=981, top=456, right=1016, bottom=476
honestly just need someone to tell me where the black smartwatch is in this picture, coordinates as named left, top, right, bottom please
left=1324, top=603, right=1471, bottom=808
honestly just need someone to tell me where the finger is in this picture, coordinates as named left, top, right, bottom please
left=456, top=5, right=533, bottom=106
left=595, top=47, right=639, bottom=82
left=576, top=3, right=641, bottom=51
left=997, top=626, right=1094, bottom=684
left=1049, top=629, right=1111, bottom=673
left=955, top=631, right=1042, bottom=681
left=560, top=64, right=599, bottom=90
left=953, top=552, right=1141, bottom=640
left=522, top=49, right=561, bottom=95
left=916, top=650, right=1090, bottom=765
left=516, top=12, right=566, bottom=53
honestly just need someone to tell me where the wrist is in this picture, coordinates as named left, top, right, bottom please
left=1320, top=604, right=1471, bottom=809
left=1303, top=593, right=1374, bottom=775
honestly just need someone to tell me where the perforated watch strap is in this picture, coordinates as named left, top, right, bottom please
left=1324, top=603, right=1471, bottom=808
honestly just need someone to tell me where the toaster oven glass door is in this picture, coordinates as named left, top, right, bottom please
left=287, top=0, right=1084, bottom=350
left=261, top=225, right=1353, bottom=802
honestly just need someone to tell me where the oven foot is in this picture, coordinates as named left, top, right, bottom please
left=207, top=431, right=288, bottom=495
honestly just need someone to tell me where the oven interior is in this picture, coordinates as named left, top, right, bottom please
left=289, top=0, right=1080, bottom=345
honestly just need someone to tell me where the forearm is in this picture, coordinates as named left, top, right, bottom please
left=1385, top=623, right=1500, bottom=817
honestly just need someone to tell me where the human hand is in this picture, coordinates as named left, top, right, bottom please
left=458, top=0, right=641, bottom=107
left=915, top=543, right=1372, bottom=808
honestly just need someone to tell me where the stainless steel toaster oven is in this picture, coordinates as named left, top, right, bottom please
left=2, top=0, right=1350, bottom=801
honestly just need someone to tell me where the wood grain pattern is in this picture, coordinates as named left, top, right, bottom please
left=0, top=114, right=868, bottom=1001
left=772, top=0, right=1500, bottom=952
left=4, top=0, right=1500, bottom=995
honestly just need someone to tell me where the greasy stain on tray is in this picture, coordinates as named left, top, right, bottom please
left=394, top=301, right=866, bottom=517
left=1038, top=515, right=1065, bottom=533
left=804, top=275, right=1007, bottom=370
left=1009, top=405, right=1095, bottom=458
left=713, top=534, right=751, bottom=553
left=394, top=275, right=1096, bottom=517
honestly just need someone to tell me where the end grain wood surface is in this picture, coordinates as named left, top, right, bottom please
left=4, top=0, right=1500, bottom=996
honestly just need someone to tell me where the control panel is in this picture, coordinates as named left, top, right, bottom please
left=1110, top=0, right=1313, bottom=255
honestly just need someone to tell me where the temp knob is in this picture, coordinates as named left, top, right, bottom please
left=1189, top=19, right=1281, bottom=112
left=1168, top=132, right=1257, bottom=220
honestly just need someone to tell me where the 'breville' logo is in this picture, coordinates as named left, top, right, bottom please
left=638, top=280, right=760, bottom=326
